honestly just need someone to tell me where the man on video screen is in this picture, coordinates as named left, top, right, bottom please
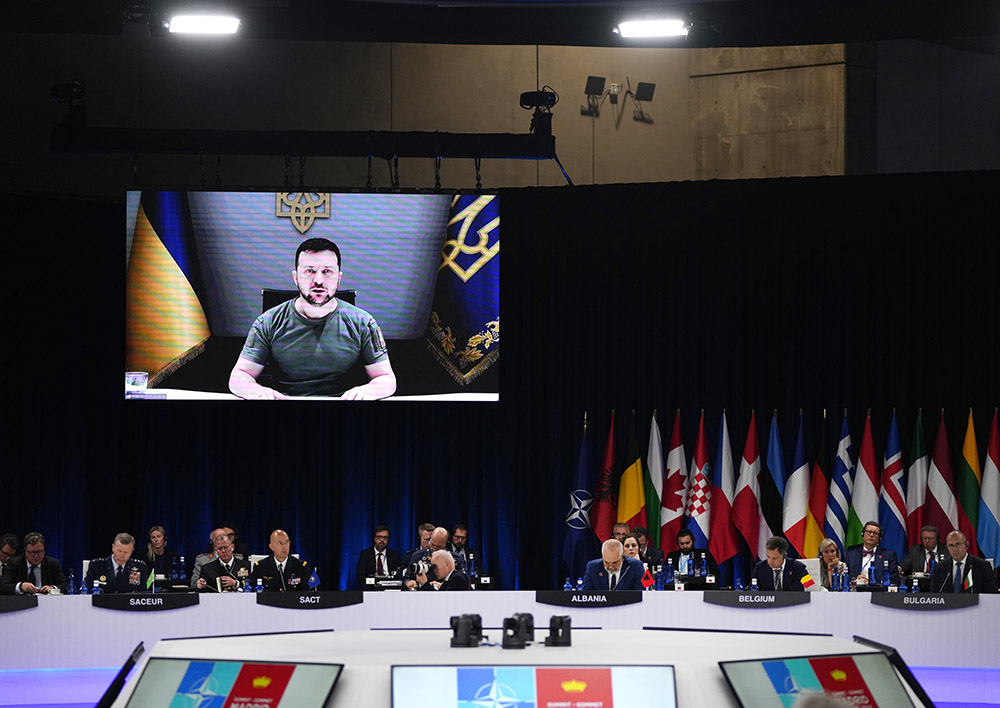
left=229, top=237, right=396, bottom=399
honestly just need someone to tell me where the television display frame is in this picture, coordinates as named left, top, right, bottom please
left=123, top=656, right=345, bottom=708
left=391, top=663, right=677, bottom=708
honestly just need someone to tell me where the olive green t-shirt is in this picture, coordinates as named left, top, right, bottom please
left=241, top=298, right=388, bottom=396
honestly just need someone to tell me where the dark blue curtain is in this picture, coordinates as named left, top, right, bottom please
left=3, top=171, right=998, bottom=590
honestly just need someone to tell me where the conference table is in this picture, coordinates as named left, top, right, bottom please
left=2, top=589, right=995, bottom=673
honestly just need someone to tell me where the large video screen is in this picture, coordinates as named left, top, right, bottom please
left=392, top=665, right=677, bottom=708
left=720, top=652, right=919, bottom=708
left=125, top=191, right=499, bottom=401
left=125, top=657, right=343, bottom=708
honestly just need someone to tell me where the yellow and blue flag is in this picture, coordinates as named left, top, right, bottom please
left=126, top=192, right=210, bottom=385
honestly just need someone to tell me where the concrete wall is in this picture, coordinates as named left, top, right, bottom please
left=3, top=34, right=849, bottom=196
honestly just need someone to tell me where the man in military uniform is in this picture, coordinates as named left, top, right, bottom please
left=196, top=532, right=251, bottom=592
left=84, top=533, right=148, bottom=593
left=252, top=529, right=314, bottom=591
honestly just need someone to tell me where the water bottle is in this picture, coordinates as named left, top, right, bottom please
left=467, top=553, right=478, bottom=580
left=840, top=564, right=850, bottom=592
left=67, top=570, right=77, bottom=595
left=255, top=578, right=264, bottom=593
left=882, top=560, right=891, bottom=588
left=868, top=562, right=876, bottom=585
left=699, top=553, right=707, bottom=577
left=654, top=564, right=664, bottom=591
left=832, top=568, right=841, bottom=592
left=911, top=577, right=920, bottom=593
left=735, top=576, right=745, bottom=590
left=243, top=578, right=252, bottom=593
left=665, top=558, right=675, bottom=585
left=563, top=577, right=573, bottom=592
left=750, top=576, right=759, bottom=591
left=170, top=557, right=179, bottom=582
left=91, top=581, right=103, bottom=595
left=576, top=577, right=584, bottom=591
left=179, top=556, right=187, bottom=583
left=898, top=578, right=909, bottom=593
left=687, top=554, right=696, bottom=577
left=78, top=577, right=89, bottom=595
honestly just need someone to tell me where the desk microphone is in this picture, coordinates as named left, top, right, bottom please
left=933, top=567, right=953, bottom=594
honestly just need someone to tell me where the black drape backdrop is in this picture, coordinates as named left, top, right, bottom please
left=3, top=170, right=997, bottom=590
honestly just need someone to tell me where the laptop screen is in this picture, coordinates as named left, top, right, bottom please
left=392, top=664, right=676, bottom=708
left=125, top=657, right=343, bottom=708
left=720, top=651, right=918, bottom=708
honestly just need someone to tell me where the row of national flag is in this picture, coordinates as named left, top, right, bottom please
left=562, top=408, right=1000, bottom=580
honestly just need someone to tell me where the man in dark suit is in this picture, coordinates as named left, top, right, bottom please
left=84, top=532, right=149, bottom=593
left=845, top=520, right=900, bottom=586
left=447, top=524, right=483, bottom=577
left=931, top=530, right=998, bottom=593
left=416, top=550, right=469, bottom=591
left=0, top=534, right=19, bottom=580
left=751, top=536, right=811, bottom=591
left=664, top=528, right=719, bottom=577
left=899, top=525, right=948, bottom=577
left=633, top=527, right=664, bottom=567
left=0, top=532, right=68, bottom=595
left=196, top=533, right=251, bottom=592
left=355, top=525, right=400, bottom=589
left=253, top=529, right=314, bottom=591
left=581, top=539, right=645, bottom=591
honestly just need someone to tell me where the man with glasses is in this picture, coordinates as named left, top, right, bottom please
left=356, top=525, right=400, bottom=589
left=930, top=530, right=997, bottom=593
left=447, top=524, right=482, bottom=578
left=0, top=532, right=68, bottom=595
left=846, top=520, right=900, bottom=586
left=0, top=534, right=19, bottom=579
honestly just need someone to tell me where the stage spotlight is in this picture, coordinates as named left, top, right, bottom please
left=584, top=76, right=606, bottom=97
left=614, top=18, right=689, bottom=38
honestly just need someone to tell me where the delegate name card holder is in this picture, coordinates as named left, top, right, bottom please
left=703, top=592, right=812, bottom=609
left=870, top=593, right=979, bottom=611
left=0, top=595, right=39, bottom=613
left=535, top=590, right=643, bottom=608
left=92, top=593, right=200, bottom=611
left=256, top=591, right=363, bottom=609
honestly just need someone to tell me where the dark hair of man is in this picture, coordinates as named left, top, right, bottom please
left=296, top=238, right=342, bottom=270
left=374, top=525, right=390, bottom=536
left=453, top=523, right=468, bottom=535
left=676, top=528, right=695, bottom=543
left=632, top=526, right=648, bottom=538
left=766, top=536, right=789, bottom=555
left=2, top=533, right=18, bottom=552
left=417, top=522, right=434, bottom=535
left=23, top=532, right=45, bottom=548
left=863, top=520, right=882, bottom=537
left=920, top=525, right=939, bottom=539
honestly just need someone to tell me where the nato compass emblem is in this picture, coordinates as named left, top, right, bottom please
left=565, top=488, right=593, bottom=530
left=458, top=667, right=535, bottom=708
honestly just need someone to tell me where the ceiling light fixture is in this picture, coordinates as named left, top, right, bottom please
left=167, top=14, right=241, bottom=33
left=614, top=18, right=689, bottom=39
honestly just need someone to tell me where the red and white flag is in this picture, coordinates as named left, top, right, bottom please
left=733, top=412, right=762, bottom=559
left=659, top=410, right=688, bottom=553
